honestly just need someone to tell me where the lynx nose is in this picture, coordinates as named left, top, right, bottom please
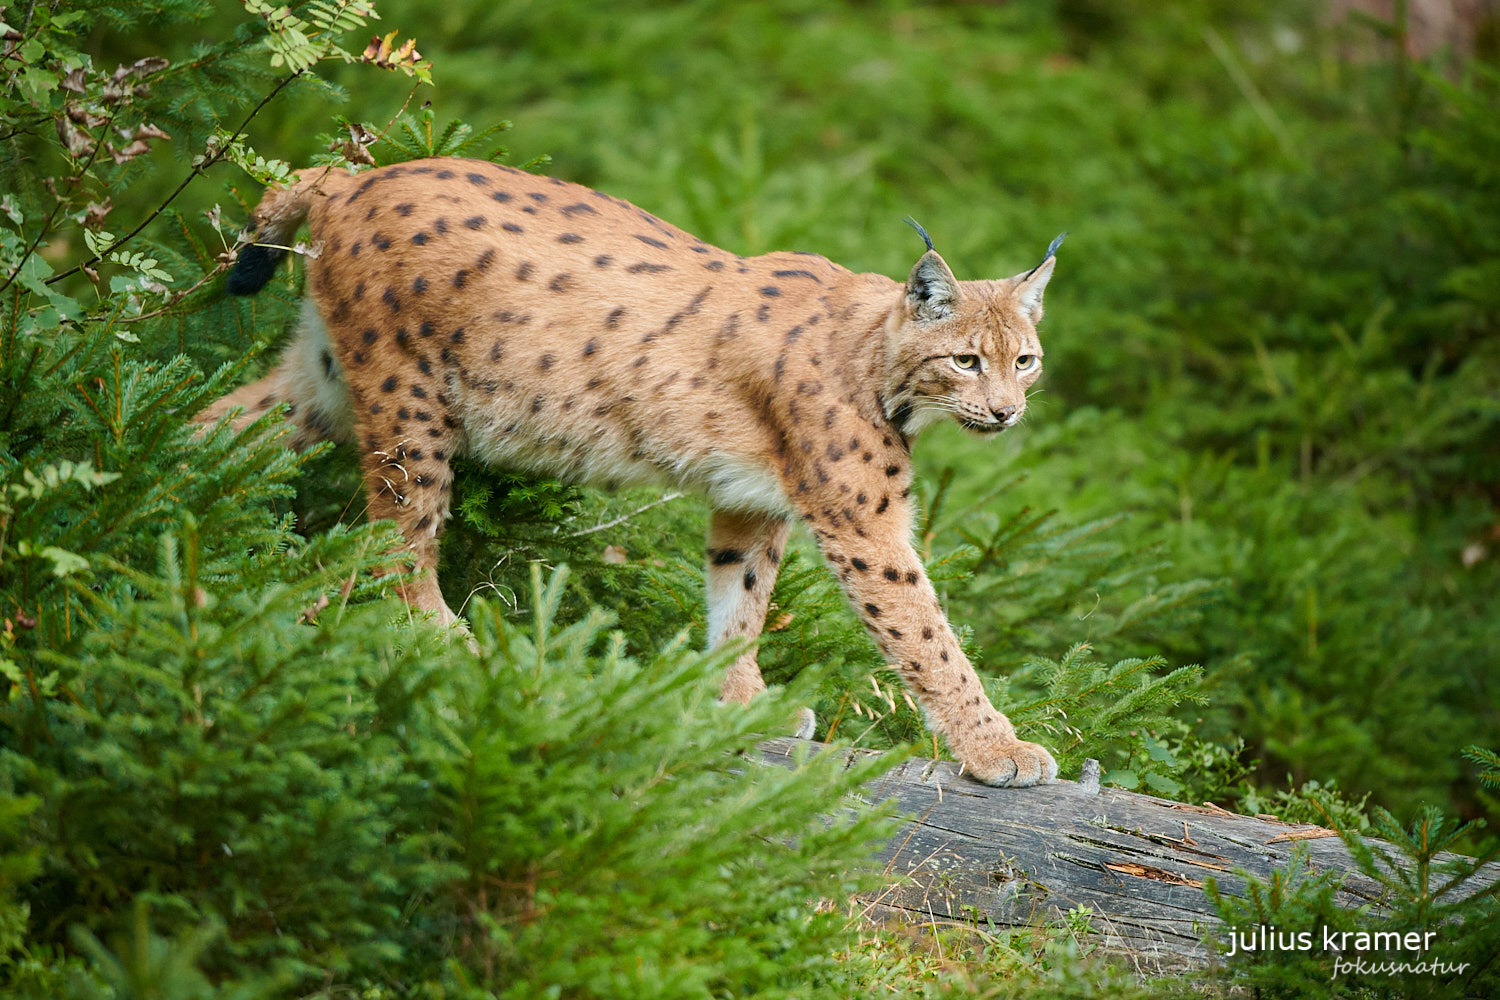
left=991, top=404, right=1018, bottom=423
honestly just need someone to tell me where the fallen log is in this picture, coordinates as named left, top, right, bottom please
left=757, top=738, right=1500, bottom=973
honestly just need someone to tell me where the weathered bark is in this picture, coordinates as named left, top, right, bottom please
left=758, top=738, right=1500, bottom=973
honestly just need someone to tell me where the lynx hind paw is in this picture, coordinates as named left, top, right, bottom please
left=792, top=707, right=817, bottom=741
left=963, top=738, right=1059, bottom=788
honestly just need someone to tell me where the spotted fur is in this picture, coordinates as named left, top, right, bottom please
left=199, top=157, right=1060, bottom=786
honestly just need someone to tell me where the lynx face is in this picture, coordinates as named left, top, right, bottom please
left=882, top=250, right=1053, bottom=438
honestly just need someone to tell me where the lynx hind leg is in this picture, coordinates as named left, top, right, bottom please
left=196, top=297, right=355, bottom=452
left=706, top=509, right=792, bottom=703
left=342, top=357, right=463, bottom=629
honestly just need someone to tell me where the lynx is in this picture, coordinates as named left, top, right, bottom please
left=200, top=157, right=1061, bottom=786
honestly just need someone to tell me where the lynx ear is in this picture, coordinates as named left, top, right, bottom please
left=906, top=250, right=960, bottom=322
left=1010, top=232, right=1065, bottom=320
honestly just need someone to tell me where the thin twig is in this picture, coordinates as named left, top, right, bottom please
left=564, top=491, right=685, bottom=538
left=116, top=261, right=232, bottom=323
left=45, top=71, right=300, bottom=288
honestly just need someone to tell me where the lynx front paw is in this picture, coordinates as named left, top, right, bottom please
left=959, top=737, right=1058, bottom=788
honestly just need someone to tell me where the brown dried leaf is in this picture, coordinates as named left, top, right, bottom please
left=55, top=117, right=94, bottom=157
left=602, top=544, right=627, bottom=564
left=85, top=198, right=112, bottom=230
left=362, top=30, right=423, bottom=72
left=108, top=139, right=151, bottom=164
left=299, top=594, right=331, bottom=625
left=340, top=122, right=377, bottom=165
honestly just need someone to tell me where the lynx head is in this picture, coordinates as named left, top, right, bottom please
left=882, top=226, right=1061, bottom=439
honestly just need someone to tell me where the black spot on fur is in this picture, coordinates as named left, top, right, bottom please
left=760, top=286, right=781, bottom=297
left=321, top=351, right=334, bottom=379
left=502, top=222, right=523, bottom=233
left=372, top=233, right=391, bottom=251
left=413, top=276, right=428, bottom=294
left=529, top=192, right=548, bottom=202
left=467, top=172, right=489, bottom=185
left=382, top=376, right=398, bottom=392
left=772, top=269, right=820, bottom=282
left=627, top=262, right=671, bottom=274
left=743, top=569, right=758, bottom=591
left=362, top=328, right=378, bottom=345
left=606, top=307, right=626, bottom=328
left=368, top=402, right=382, bottom=414
left=561, top=202, right=598, bottom=217
left=876, top=496, right=890, bottom=514
left=412, top=385, right=427, bottom=399
left=436, top=169, right=455, bottom=179
left=594, top=255, right=614, bottom=268
left=418, top=359, right=432, bottom=375
left=515, top=261, right=534, bottom=281
left=396, top=203, right=414, bottom=216
left=712, top=549, right=744, bottom=565
left=538, top=353, right=555, bottom=371
left=411, top=232, right=429, bottom=245
left=883, top=568, right=900, bottom=582
left=634, top=234, right=668, bottom=249
left=453, top=270, right=469, bottom=288
left=885, top=465, right=900, bottom=477
left=584, top=339, right=598, bottom=356
left=476, top=249, right=496, bottom=271
left=757, top=303, right=771, bottom=322
left=382, top=289, right=400, bottom=313
left=549, top=273, right=573, bottom=293
left=558, top=233, right=584, bottom=244
left=851, top=557, right=868, bottom=571
left=705, top=260, right=725, bottom=272
left=864, top=603, right=882, bottom=618
left=491, top=191, right=512, bottom=203
left=465, top=216, right=486, bottom=230
left=419, top=321, right=435, bottom=337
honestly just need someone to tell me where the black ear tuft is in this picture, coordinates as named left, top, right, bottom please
left=903, top=217, right=936, bottom=253
left=1024, top=232, right=1067, bottom=280
left=226, top=243, right=286, bottom=296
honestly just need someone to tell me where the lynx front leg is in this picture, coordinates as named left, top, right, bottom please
left=706, top=509, right=792, bottom=705
left=798, top=483, right=1056, bottom=786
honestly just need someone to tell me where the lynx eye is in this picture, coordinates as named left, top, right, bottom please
left=1015, top=354, right=1040, bottom=372
left=952, top=354, right=980, bottom=371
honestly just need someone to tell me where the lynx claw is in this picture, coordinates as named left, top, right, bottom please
left=792, top=707, right=817, bottom=741
left=962, top=738, right=1058, bottom=788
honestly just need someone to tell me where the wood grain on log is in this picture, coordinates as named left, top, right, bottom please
left=757, top=738, right=1500, bottom=973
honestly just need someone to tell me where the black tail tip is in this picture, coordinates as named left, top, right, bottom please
left=225, top=243, right=285, bottom=296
